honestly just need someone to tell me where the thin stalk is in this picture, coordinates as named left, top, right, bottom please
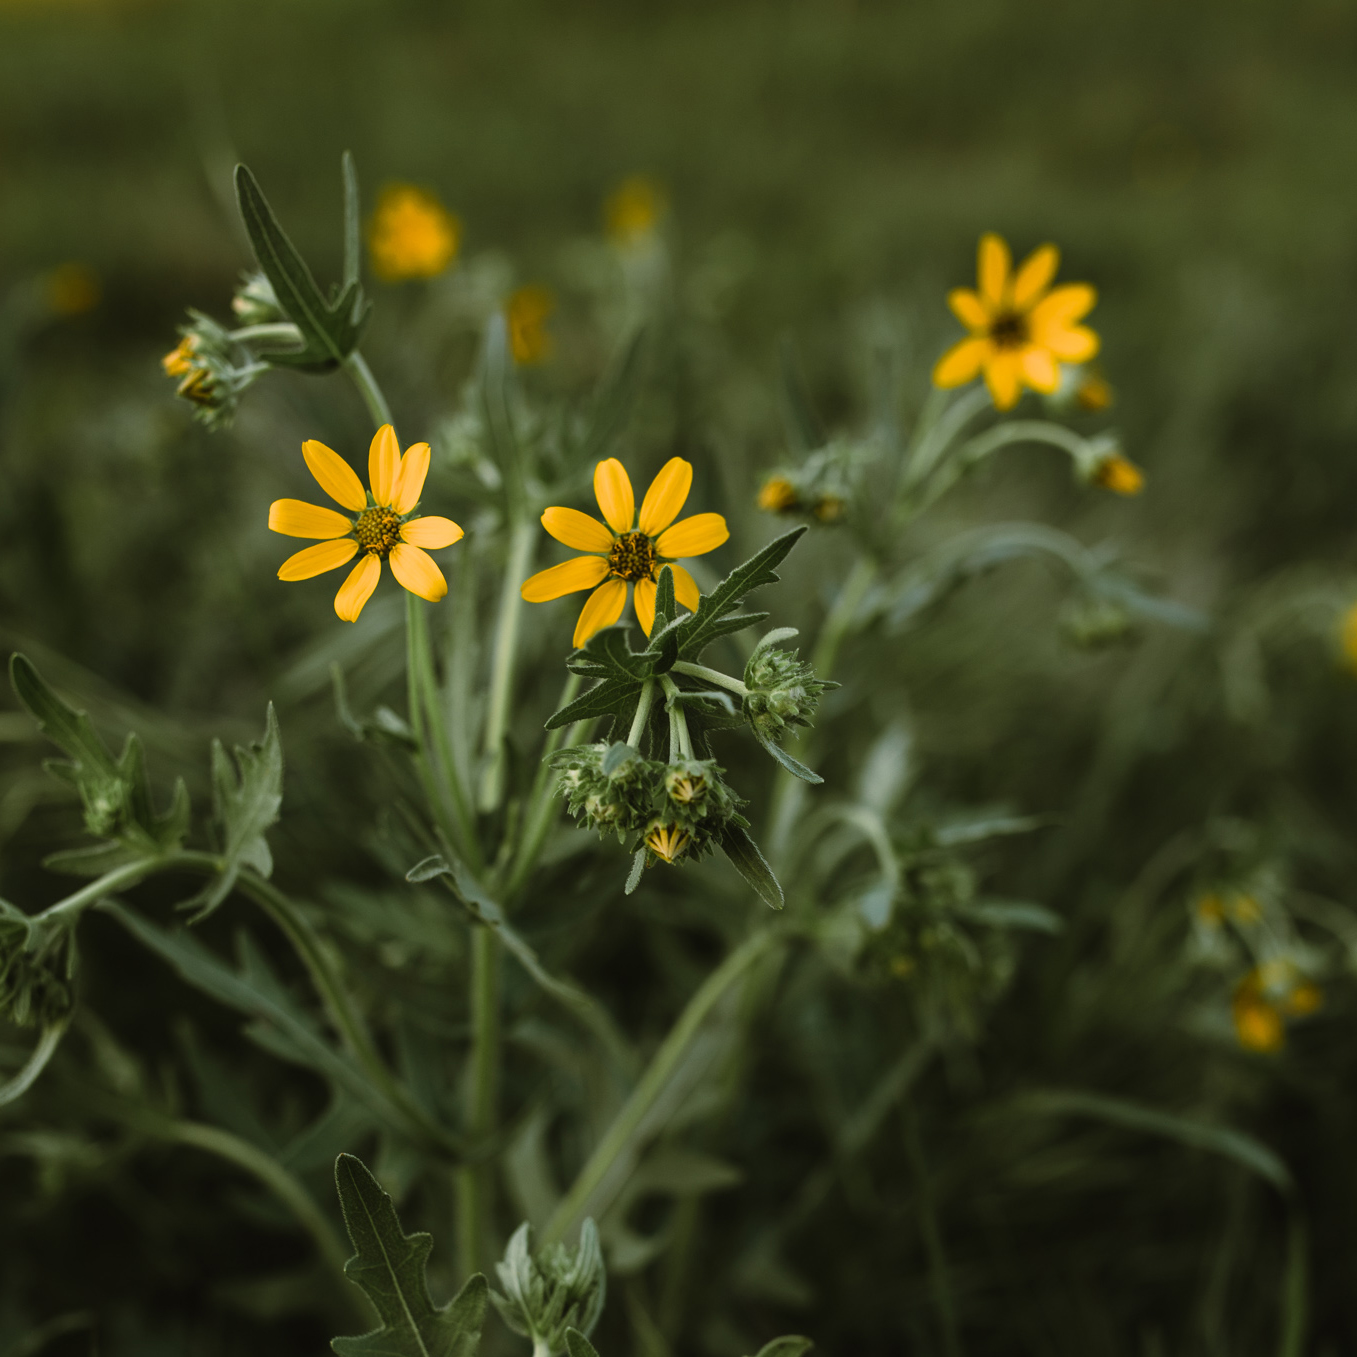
left=229, top=322, right=303, bottom=345
left=344, top=350, right=394, bottom=429
left=670, top=661, right=748, bottom=697
left=906, top=1113, right=963, bottom=1357
left=628, top=679, right=657, bottom=748
left=39, top=856, right=196, bottom=927
left=540, top=928, right=781, bottom=1245
left=456, top=926, right=501, bottom=1280
left=660, top=676, right=693, bottom=760
left=479, top=518, right=535, bottom=812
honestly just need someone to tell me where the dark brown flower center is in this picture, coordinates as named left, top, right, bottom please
left=608, top=531, right=657, bottom=582
left=355, top=506, right=402, bottom=557
left=989, top=310, right=1029, bottom=349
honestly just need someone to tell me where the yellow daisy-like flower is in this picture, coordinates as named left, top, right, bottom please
left=506, top=285, right=555, bottom=366
left=934, top=233, right=1100, bottom=411
left=368, top=185, right=461, bottom=283
left=268, top=424, right=464, bottom=623
left=1231, top=962, right=1323, bottom=1054
left=646, top=823, right=690, bottom=864
left=521, top=457, right=728, bottom=648
left=605, top=176, right=666, bottom=246
left=1092, top=452, right=1146, bottom=496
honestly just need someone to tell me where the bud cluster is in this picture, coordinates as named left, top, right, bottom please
left=743, top=646, right=831, bottom=741
left=491, top=1219, right=606, bottom=1357
left=756, top=441, right=862, bottom=524
left=0, top=907, right=75, bottom=1029
left=161, top=311, right=263, bottom=430
left=553, top=741, right=744, bottom=866
left=231, top=270, right=285, bottom=326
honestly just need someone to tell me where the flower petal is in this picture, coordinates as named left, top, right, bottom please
left=268, top=499, right=354, bottom=539
left=278, top=537, right=359, bottom=581
left=656, top=513, right=729, bottom=560
left=389, top=542, right=448, bottom=602
left=542, top=507, right=615, bottom=553
left=303, top=440, right=367, bottom=512
left=983, top=352, right=1022, bottom=410
left=670, top=564, right=701, bottom=614
left=638, top=457, right=693, bottom=536
left=573, top=577, right=627, bottom=647
left=978, top=233, right=1011, bottom=307
left=1020, top=345, right=1060, bottom=393
left=634, top=576, right=657, bottom=635
left=1035, top=323, right=1100, bottom=363
left=369, top=424, right=401, bottom=507
left=947, top=288, right=990, bottom=331
left=1011, top=244, right=1059, bottom=310
left=393, top=441, right=431, bottom=514
left=521, top=555, right=611, bottom=602
left=1030, top=283, right=1096, bottom=328
left=932, top=337, right=990, bottom=389
left=335, top=554, right=382, bottom=622
left=593, top=458, right=635, bottom=534
left=400, top=516, right=464, bottom=549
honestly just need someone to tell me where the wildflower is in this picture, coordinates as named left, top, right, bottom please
left=1339, top=602, right=1357, bottom=672
left=1231, top=961, right=1322, bottom=1053
left=44, top=262, right=100, bottom=316
left=161, top=312, right=260, bottom=430
left=1076, top=370, right=1114, bottom=411
left=605, top=176, right=666, bottom=245
left=758, top=475, right=801, bottom=514
left=1091, top=452, right=1145, bottom=496
left=506, top=285, right=554, bottom=365
left=1226, top=893, right=1262, bottom=925
left=232, top=271, right=284, bottom=326
left=268, top=425, right=463, bottom=622
left=521, top=457, right=728, bottom=648
left=933, top=233, right=1099, bottom=411
left=1195, top=893, right=1225, bottom=927
left=813, top=495, right=845, bottom=522
left=368, top=185, right=460, bottom=282
left=646, top=823, right=690, bottom=864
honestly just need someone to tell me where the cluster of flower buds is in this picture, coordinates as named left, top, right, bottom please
left=553, top=741, right=744, bottom=866
left=1058, top=591, right=1137, bottom=650
left=230, top=270, right=285, bottom=326
left=0, top=908, right=75, bottom=1029
left=742, top=645, right=832, bottom=742
left=490, top=1219, right=606, bottom=1357
left=756, top=443, right=860, bottom=524
left=161, top=311, right=263, bottom=430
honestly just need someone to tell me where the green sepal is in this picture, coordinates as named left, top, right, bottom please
left=184, top=706, right=283, bottom=924
left=717, top=824, right=784, bottom=910
left=235, top=161, right=371, bottom=374
left=750, top=724, right=823, bottom=785
left=331, top=1153, right=488, bottom=1357
left=565, top=1332, right=602, bottom=1357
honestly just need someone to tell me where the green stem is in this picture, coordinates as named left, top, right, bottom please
left=660, top=675, right=693, bottom=760
left=628, top=679, right=657, bottom=748
left=457, top=926, right=501, bottom=1279
left=540, top=928, right=780, bottom=1245
left=344, top=350, right=394, bottom=429
left=39, top=856, right=190, bottom=927
left=230, top=322, right=303, bottom=345
left=905, top=1113, right=963, bottom=1357
left=670, top=661, right=749, bottom=697
left=479, top=518, right=535, bottom=813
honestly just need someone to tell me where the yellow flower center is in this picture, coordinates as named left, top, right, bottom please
left=646, top=823, right=690, bottom=863
left=608, top=531, right=657, bottom=582
left=666, top=772, right=705, bottom=804
left=355, top=507, right=403, bottom=557
left=988, top=310, right=1029, bottom=349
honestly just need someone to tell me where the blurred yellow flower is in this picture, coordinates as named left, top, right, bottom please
left=605, top=176, right=666, bottom=245
left=521, top=457, right=728, bottom=648
left=368, top=185, right=460, bottom=282
left=506, top=285, right=554, bottom=365
left=1092, top=452, right=1145, bottom=496
left=1339, top=602, right=1357, bottom=671
left=1076, top=370, right=1114, bottom=411
left=758, top=475, right=800, bottom=514
left=268, top=425, right=463, bottom=622
left=1194, top=892, right=1225, bottom=927
left=934, top=233, right=1099, bottom=411
left=44, top=263, right=100, bottom=316
left=1231, top=962, right=1322, bottom=1053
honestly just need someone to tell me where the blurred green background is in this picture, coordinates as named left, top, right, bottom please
left=5, top=1, right=1357, bottom=1354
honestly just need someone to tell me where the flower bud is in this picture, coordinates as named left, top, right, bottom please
left=0, top=907, right=75, bottom=1029
left=161, top=311, right=262, bottom=430
left=743, top=646, right=831, bottom=739
left=231, top=271, right=284, bottom=326
left=490, top=1219, right=606, bottom=1357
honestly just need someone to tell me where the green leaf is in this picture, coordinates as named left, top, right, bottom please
left=235, top=162, right=371, bottom=373
left=332, top=1153, right=488, bottom=1357
left=624, top=849, right=645, bottom=896
left=654, top=565, right=677, bottom=630
left=546, top=677, right=644, bottom=731
left=958, top=900, right=1063, bottom=934
left=187, top=705, right=283, bottom=923
left=750, top=1338, right=814, bottom=1357
left=778, top=336, right=824, bottom=455
left=750, top=724, right=823, bottom=785
left=564, top=1331, right=602, bottom=1357
left=717, top=825, right=784, bottom=910
left=567, top=624, right=655, bottom=683
left=341, top=150, right=361, bottom=290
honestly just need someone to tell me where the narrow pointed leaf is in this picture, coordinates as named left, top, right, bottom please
left=717, top=825, right=784, bottom=910
left=751, top=725, right=823, bottom=784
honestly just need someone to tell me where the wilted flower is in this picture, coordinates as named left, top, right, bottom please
left=934, top=233, right=1099, bottom=411
left=268, top=425, right=463, bottom=621
left=368, top=184, right=460, bottom=282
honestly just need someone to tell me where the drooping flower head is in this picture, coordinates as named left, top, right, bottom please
left=368, top=184, right=461, bottom=282
left=268, top=425, right=463, bottom=622
left=521, top=457, right=728, bottom=648
left=934, top=233, right=1099, bottom=411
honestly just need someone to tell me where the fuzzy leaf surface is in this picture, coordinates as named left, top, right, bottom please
left=717, top=825, right=784, bottom=910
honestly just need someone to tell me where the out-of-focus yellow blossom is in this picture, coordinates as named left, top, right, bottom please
left=1227, top=893, right=1262, bottom=925
left=934, top=233, right=1099, bottom=411
left=1195, top=892, right=1226, bottom=927
left=268, top=425, right=463, bottom=622
left=813, top=495, right=845, bottom=523
left=1231, top=961, right=1322, bottom=1053
left=1076, top=369, right=1115, bottom=411
left=1092, top=452, right=1145, bottom=496
left=1338, top=602, right=1357, bottom=672
left=506, top=285, right=554, bottom=365
left=758, top=475, right=800, bottom=514
left=368, top=185, right=460, bottom=282
left=44, top=263, right=100, bottom=316
left=521, top=457, right=728, bottom=648
left=605, top=176, right=666, bottom=246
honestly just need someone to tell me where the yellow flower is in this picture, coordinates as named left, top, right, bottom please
left=757, top=475, right=800, bottom=514
left=506, top=285, right=554, bottom=365
left=1231, top=962, right=1323, bottom=1053
left=368, top=185, right=460, bottom=282
left=934, top=233, right=1100, bottom=411
left=605, top=176, right=666, bottom=245
left=1195, top=892, right=1225, bottom=927
left=1092, top=452, right=1145, bottom=496
left=1339, top=602, right=1357, bottom=672
left=1226, top=892, right=1262, bottom=926
left=1076, top=370, right=1114, bottom=411
left=521, top=457, right=728, bottom=648
left=162, top=336, right=198, bottom=379
left=645, top=823, right=690, bottom=864
left=268, top=425, right=464, bottom=623
left=44, top=262, right=100, bottom=316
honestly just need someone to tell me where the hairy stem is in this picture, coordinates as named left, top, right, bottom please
left=670, top=660, right=749, bottom=697
left=628, top=679, right=657, bottom=748
left=343, top=350, right=394, bottom=429
left=479, top=517, right=535, bottom=813
left=457, top=926, right=501, bottom=1279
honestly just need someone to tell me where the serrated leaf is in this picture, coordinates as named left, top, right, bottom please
left=717, top=825, right=784, bottom=910
left=546, top=677, right=644, bottom=731
left=564, top=1331, right=602, bottom=1357
left=332, top=1153, right=488, bottom=1357
left=187, top=705, right=283, bottom=923
left=751, top=725, right=822, bottom=785
left=749, top=1338, right=814, bottom=1357
left=624, top=848, right=646, bottom=896
left=235, top=162, right=371, bottom=373
left=567, top=624, right=655, bottom=682
left=654, top=566, right=677, bottom=630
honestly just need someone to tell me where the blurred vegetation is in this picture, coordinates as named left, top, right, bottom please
left=4, top=1, right=1357, bottom=1355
